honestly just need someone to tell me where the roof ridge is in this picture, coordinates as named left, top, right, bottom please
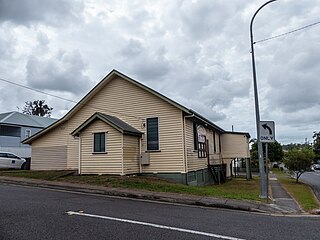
left=0, top=111, right=16, bottom=123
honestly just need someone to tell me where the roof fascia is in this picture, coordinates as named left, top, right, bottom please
left=71, top=113, right=124, bottom=136
left=189, top=111, right=225, bottom=133
left=224, top=131, right=251, bottom=138
left=22, top=118, right=66, bottom=144
left=21, top=71, right=118, bottom=144
left=24, top=69, right=226, bottom=143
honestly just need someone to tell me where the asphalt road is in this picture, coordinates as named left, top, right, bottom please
left=0, top=183, right=319, bottom=240
left=300, top=170, right=320, bottom=200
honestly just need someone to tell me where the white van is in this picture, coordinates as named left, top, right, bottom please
left=0, top=151, right=26, bottom=169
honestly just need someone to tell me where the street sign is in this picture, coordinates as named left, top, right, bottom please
left=259, top=121, right=275, bottom=143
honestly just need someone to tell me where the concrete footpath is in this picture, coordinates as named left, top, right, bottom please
left=269, top=172, right=302, bottom=214
left=0, top=175, right=313, bottom=215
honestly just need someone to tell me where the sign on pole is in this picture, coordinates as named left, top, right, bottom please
left=259, top=121, right=275, bottom=143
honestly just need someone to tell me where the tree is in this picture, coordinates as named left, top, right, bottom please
left=284, top=147, right=315, bottom=183
left=313, top=131, right=320, bottom=161
left=22, top=100, right=53, bottom=117
left=250, top=140, right=284, bottom=162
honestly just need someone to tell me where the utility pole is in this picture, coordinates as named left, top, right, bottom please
left=250, top=0, right=277, bottom=198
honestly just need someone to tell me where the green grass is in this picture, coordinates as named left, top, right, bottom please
left=272, top=169, right=320, bottom=211
left=0, top=170, right=262, bottom=201
left=61, top=174, right=262, bottom=201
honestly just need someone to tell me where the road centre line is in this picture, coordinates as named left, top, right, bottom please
left=66, top=211, right=246, bottom=240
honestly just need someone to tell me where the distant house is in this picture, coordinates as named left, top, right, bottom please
left=0, top=111, right=57, bottom=158
left=23, top=70, right=250, bottom=185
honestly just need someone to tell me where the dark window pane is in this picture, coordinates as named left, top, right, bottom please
left=0, top=125, right=20, bottom=137
left=193, top=122, right=198, bottom=150
left=100, top=133, right=105, bottom=152
left=213, top=132, right=216, bottom=153
left=147, top=118, right=159, bottom=150
left=94, top=133, right=105, bottom=152
left=7, top=153, right=19, bottom=159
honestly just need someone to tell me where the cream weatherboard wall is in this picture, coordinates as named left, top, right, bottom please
left=37, top=76, right=185, bottom=174
left=221, top=133, right=250, bottom=177
left=30, top=122, right=68, bottom=170
left=79, top=119, right=123, bottom=175
left=26, top=71, right=251, bottom=184
left=184, top=118, right=222, bottom=172
left=123, top=135, right=140, bottom=175
left=221, top=133, right=250, bottom=159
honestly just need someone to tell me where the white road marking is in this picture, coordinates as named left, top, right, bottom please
left=66, top=211, right=246, bottom=240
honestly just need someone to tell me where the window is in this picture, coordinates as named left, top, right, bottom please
left=0, top=125, right=20, bottom=137
left=198, top=139, right=207, bottom=158
left=25, top=129, right=31, bottom=138
left=6, top=153, right=19, bottom=159
left=213, top=132, right=216, bottom=153
left=147, top=117, right=159, bottom=151
left=93, top=132, right=106, bottom=153
left=194, top=124, right=207, bottom=158
left=193, top=122, right=198, bottom=150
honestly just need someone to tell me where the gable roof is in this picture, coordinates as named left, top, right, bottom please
left=0, top=111, right=57, bottom=128
left=71, top=112, right=142, bottom=137
left=23, top=69, right=241, bottom=144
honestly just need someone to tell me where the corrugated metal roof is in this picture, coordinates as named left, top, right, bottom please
left=98, top=113, right=142, bottom=136
left=0, top=111, right=58, bottom=128
left=71, top=112, right=142, bottom=137
left=0, top=112, right=12, bottom=121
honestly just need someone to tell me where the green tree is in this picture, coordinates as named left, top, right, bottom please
left=250, top=140, right=284, bottom=162
left=284, top=147, right=315, bottom=183
left=23, top=100, right=53, bottom=117
left=313, top=131, right=320, bottom=162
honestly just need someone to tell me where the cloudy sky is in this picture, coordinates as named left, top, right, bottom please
left=0, top=0, right=319, bottom=144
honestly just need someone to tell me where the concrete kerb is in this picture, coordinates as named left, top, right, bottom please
left=0, top=176, right=303, bottom=215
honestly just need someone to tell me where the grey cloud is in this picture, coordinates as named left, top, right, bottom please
left=26, top=50, right=91, bottom=94
left=267, top=38, right=320, bottom=113
left=120, top=39, right=171, bottom=80
left=0, top=0, right=84, bottom=26
left=0, top=36, right=13, bottom=59
left=178, top=0, right=242, bottom=41
left=121, top=39, right=143, bottom=56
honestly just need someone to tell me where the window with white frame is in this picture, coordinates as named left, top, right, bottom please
left=93, top=132, right=106, bottom=153
left=146, top=117, right=159, bottom=151
left=25, top=129, right=31, bottom=138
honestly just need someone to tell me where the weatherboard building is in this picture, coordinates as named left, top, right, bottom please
left=23, top=70, right=250, bottom=185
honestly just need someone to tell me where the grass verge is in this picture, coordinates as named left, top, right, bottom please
left=0, top=170, right=261, bottom=201
left=272, top=169, right=320, bottom=211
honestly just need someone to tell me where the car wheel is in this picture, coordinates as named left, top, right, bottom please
left=21, top=163, right=27, bottom=170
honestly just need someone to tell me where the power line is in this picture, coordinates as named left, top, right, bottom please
left=254, top=21, right=320, bottom=44
left=0, top=77, right=144, bottom=121
left=0, top=78, right=78, bottom=103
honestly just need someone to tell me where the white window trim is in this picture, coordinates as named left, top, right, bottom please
left=92, top=132, right=107, bottom=153
left=25, top=129, right=31, bottom=138
left=146, top=117, right=160, bottom=151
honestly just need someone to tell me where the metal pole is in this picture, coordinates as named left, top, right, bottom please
left=250, top=0, right=277, bottom=198
left=266, top=143, right=269, bottom=202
